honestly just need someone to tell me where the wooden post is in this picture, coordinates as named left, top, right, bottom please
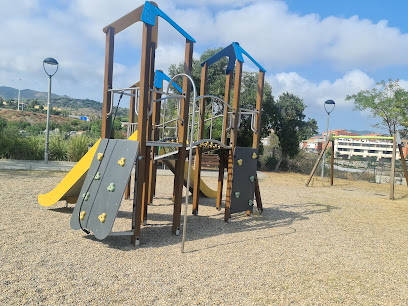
left=101, top=27, right=114, bottom=139
left=216, top=71, right=233, bottom=211
left=389, top=134, right=397, bottom=200
left=192, top=63, right=208, bottom=214
left=141, top=40, right=156, bottom=224
left=172, top=39, right=194, bottom=235
left=131, top=22, right=152, bottom=245
left=252, top=70, right=265, bottom=213
left=252, top=70, right=265, bottom=148
left=125, top=87, right=137, bottom=200
left=148, top=81, right=163, bottom=205
left=225, top=60, right=243, bottom=221
left=330, top=139, right=334, bottom=185
left=305, top=139, right=332, bottom=187
left=398, top=144, right=408, bottom=187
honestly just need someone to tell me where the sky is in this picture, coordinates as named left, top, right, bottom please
left=1, top=0, right=408, bottom=134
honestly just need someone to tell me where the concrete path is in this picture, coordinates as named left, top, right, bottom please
left=0, top=159, right=267, bottom=179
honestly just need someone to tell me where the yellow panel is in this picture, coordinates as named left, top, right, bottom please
left=38, top=131, right=138, bottom=207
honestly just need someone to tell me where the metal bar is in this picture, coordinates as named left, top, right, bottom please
left=192, top=63, right=208, bottom=215
left=173, top=40, right=194, bottom=238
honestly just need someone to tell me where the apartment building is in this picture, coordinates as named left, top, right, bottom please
left=302, top=130, right=408, bottom=160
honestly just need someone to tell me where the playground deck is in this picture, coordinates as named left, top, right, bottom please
left=1, top=170, right=408, bottom=304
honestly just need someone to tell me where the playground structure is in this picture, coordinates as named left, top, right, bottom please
left=38, top=1, right=266, bottom=247
left=306, top=134, right=408, bottom=199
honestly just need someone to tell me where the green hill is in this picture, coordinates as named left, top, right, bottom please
left=0, top=86, right=128, bottom=118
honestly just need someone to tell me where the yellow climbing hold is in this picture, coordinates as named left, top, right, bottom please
left=237, top=159, right=243, bottom=166
left=252, top=153, right=257, bottom=159
left=118, top=157, right=126, bottom=167
left=97, top=153, right=104, bottom=161
left=98, top=213, right=107, bottom=223
left=80, top=211, right=86, bottom=220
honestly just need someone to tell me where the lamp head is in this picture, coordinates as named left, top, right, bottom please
left=324, top=99, right=335, bottom=114
left=43, top=58, right=59, bottom=77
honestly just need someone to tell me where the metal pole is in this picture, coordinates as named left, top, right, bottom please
left=321, top=113, right=330, bottom=178
left=17, top=79, right=21, bottom=111
left=44, top=75, right=52, bottom=164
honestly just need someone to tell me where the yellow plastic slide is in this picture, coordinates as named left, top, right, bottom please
left=38, top=131, right=138, bottom=207
left=159, top=148, right=217, bottom=198
left=38, top=131, right=216, bottom=206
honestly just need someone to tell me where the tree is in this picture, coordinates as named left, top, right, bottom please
left=273, top=92, right=316, bottom=170
left=345, top=79, right=408, bottom=136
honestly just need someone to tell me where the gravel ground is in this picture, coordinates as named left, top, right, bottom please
left=1, top=170, right=408, bottom=305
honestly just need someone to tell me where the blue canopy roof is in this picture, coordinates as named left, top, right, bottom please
left=201, top=42, right=266, bottom=74
left=154, top=70, right=183, bottom=93
left=141, top=1, right=196, bottom=43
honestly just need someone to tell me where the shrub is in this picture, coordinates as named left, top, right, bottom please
left=49, top=135, right=68, bottom=161
left=67, top=135, right=90, bottom=162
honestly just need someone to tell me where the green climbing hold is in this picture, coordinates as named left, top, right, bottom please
left=235, top=192, right=240, bottom=198
left=82, top=192, right=90, bottom=201
left=107, top=183, right=115, bottom=192
left=249, top=176, right=255, bottom=182
left=248, top=200, right=253, bottom=206
left=94, top=172, right=101, bottom=180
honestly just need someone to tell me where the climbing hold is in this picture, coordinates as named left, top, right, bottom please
left=118, top=157, right=126, bottom=167
left=237, top=159, right=243, bottom=166
left=235, top=192, right=240, bottom=198
left=249, top=176, right=255, bottom=182
left=94, top=172, right=100, bottom=180
left=252, top=153, right=258, bottom=159
left=80, top=211, right=86, bottom=220
left=97, top=153, right=104, bottom=161
left=107, top=183, right=115, bottom=192
left=82, top=192, right=90, bottom=201
left=98, top=213, right=107, bottom=223
left=249, top=200, right=253, bottom=206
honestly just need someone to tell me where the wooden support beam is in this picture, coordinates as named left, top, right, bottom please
left=172, top=39, right=194, bottom=235
left=102, top=2, right=159, bottom=46
left=131, top=22, right=152, bottom=246
left=252, top=70, right=265, bottom=148
left=101, top=27, right=115, bottom=139
left=216, top=71, right=233, bottom=211
left=192, top=63, right=208, bottom=215
left=389, top=134, right=397, bottom=200
left=141, top=41, right=156, bottom=224
left=225, top=60, right=243, bottom=221
left=125, top=87, right=137, bottom=200
left=398, top=144, right=408, bottom=187
left=148, top=83, right=163, bottom=205
left=305, top=139, right=332, bottom=187
left=330, top=139, right=334, bottom=186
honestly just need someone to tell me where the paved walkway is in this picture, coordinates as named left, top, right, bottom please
left=0, top=159, right=267, bottom=179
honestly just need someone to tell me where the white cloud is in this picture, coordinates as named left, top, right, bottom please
left=267, top=70, right=376, bottom=109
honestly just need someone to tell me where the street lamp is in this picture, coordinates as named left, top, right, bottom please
left=321, top=99, right=335, bottom=178
left=17, top=78, right=21, bottom=111
left=43, top=57, right=58, bottom=164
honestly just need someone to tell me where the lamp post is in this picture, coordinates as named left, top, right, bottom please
left=321, top=99, right=335, bottom=178
left=43, top=57, right=58, bottom=164
left=17, top=78, right=21, bottom=111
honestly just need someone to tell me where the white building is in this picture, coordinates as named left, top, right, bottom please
left=334, top=137, right=399, bottom=161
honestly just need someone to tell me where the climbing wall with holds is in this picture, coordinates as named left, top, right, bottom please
left=70, top=139, right=139, bottom=240
left=230, top=147, right=258, bottom=214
